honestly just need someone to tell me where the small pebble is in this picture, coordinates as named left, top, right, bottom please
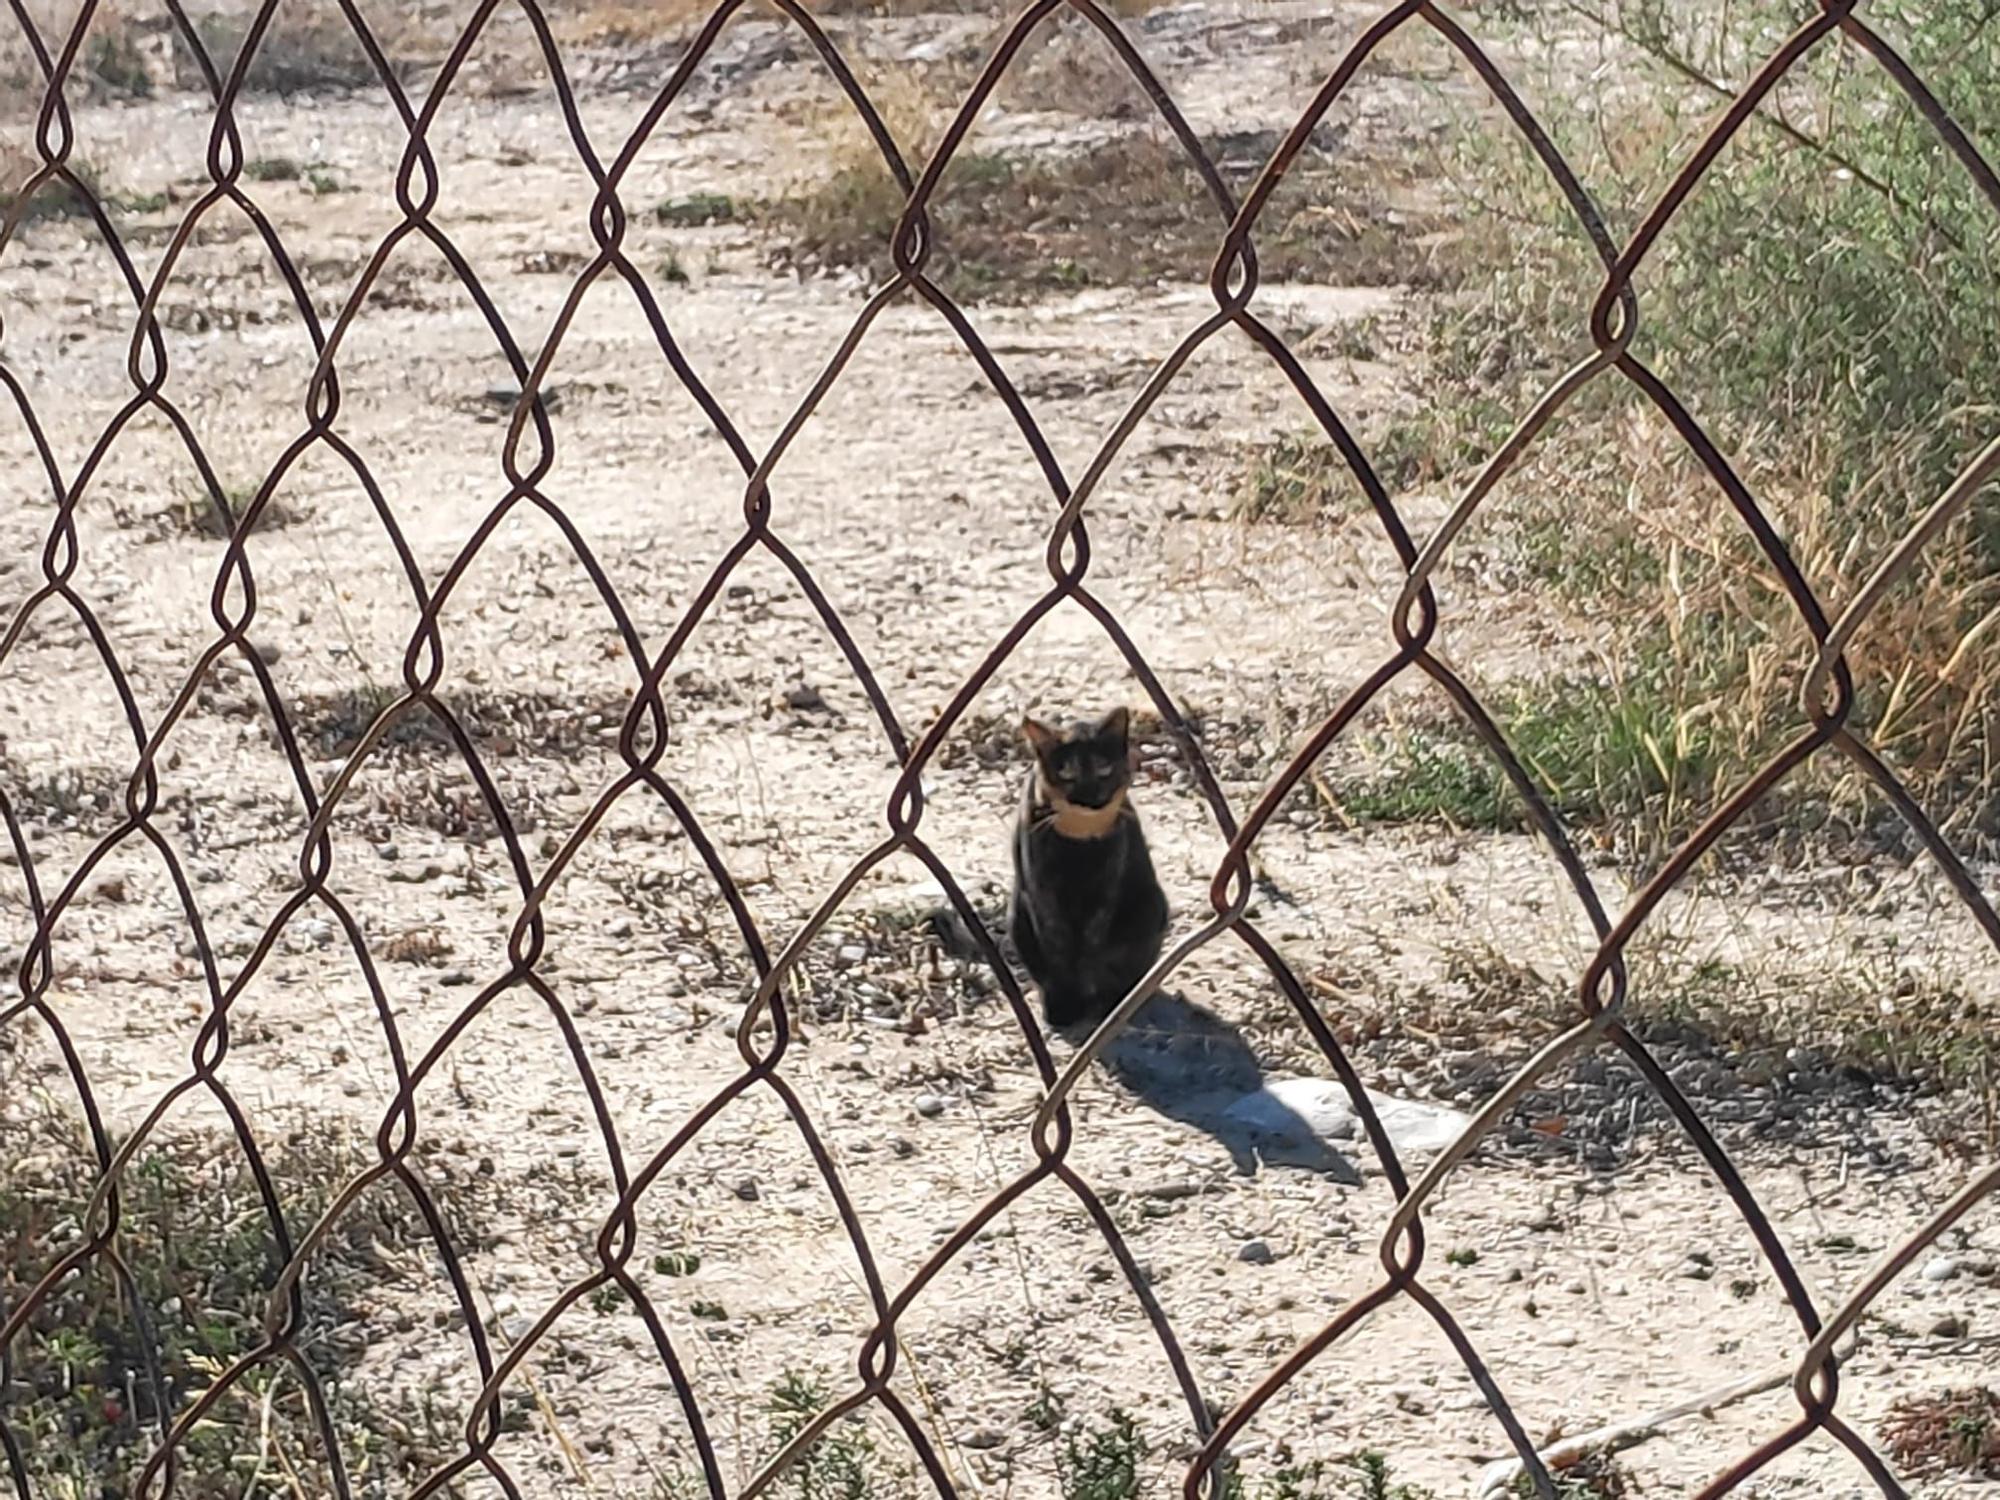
left=837, top=944, right=867, bottom=965
left=1548, top=1329, right=1578, bottom=1348
left=1927, top=1313, right=1969, bottom=1339
left=965, top=1429, right=1004, bottom=1450
left=733, top=1177, right=760, bottom=1201
left=1921, top=1256, right=1961, bottom=1284
left=608, top=917, right=634, bottom=939
left=1237, top=1240, right=1274, bottom=1265
left=914, top=1093, right=946, bottom=1118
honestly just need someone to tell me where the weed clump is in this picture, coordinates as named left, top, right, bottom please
left=0, top=1104, right=462, bottom=1496
left=1883, top=1386, right=2000, bottom=1479
left=1357, top=0, right=2000, bottom=855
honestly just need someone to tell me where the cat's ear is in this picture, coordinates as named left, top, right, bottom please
left=1096, top=706, right=1131, bottom=743
left=1022, top=716, right=1058, bottom=755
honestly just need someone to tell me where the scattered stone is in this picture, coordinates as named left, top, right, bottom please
left=732, top=1177, right=760, bottom=1201
left=914, top=1093, right=946, bottom=1118
left=376, top=842, right=399, bottom=860
left=1525, top=1204, right=1563, bottom=1233
left=836, top=944, right=867, bottom=966
left=608, top=916, right=634, bottom=939
left=1548, top=1329, right=1578, bottom=1348
left=1237, top=1240, right=1275, bottom=1265
left=1927, top=1312, right=1968, bottom=1339
left=439, top=969, right=474, bottom=987
left=965, top=1428, right=1004, bottom=1450
left=782, top=683, right=827, bottom=712
left=1920, top=1255, right=1961, bottom=1284
left=1679, top=1257, right=1714, bottom=1281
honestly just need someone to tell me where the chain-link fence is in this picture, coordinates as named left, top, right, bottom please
left=2, top=0, right=1997, bottom=1496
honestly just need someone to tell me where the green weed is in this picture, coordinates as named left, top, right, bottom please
left=1382, top=0, right=2000, bottom=855
left=0, top=1104, right=461, bottom=1497
left=657, top=192, right=737, bottom=226
left=763, top=1368, right=879, bottom=1500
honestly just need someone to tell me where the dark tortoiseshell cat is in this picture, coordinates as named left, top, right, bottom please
left=1007, top=706, right=1169, bottom=1032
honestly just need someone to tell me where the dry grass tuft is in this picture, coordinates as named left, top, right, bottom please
left=170, top=6, right=410, bottom=95
left=765, top=122, right=1446, bottom=300
left=1883, top=1387, right=2000, bottom=1479
left=1274, top=0, right=2000, bottom=862
left=0, top=141, right=114, bottom=224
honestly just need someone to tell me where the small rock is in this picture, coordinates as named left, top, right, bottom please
left=836, top=944, right=867, bottom=966
left=1679, top=1257, right=1714, bottom=1281
left=1921, top=1255, right=1961, bottom=1284
left=1927, top=1313, right=1969, bottom=1339
left=783, top=683, right=827, bottom=712
left=1525, top=1205, right=1563, bottom=1233
left=733, top=1177, right=760, bottom=1201
left=1548, top=1328, right=1578, bottom=1348
left=914, top=1093, right=946, bottom=1118
left=608, top=917, right=634, bottom=939
left=439, top=969, right=474, bottom=987
left=965, top=1428, right=1004, bottom=1450
left=890, top=1136, right=915, bottom=1158
left=1237, top=1240, right=1275, bottom=1265
left=376, top=842, right=399, bottom=860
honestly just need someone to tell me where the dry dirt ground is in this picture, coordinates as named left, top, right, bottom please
left=2, top=2, right=1998, bottom=1499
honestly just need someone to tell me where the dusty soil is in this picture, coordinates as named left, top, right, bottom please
left=1, top=2, right=1997, bottom=1498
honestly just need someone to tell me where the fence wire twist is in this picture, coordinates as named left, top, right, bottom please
left=1, top=0, right=1997, bottom=1495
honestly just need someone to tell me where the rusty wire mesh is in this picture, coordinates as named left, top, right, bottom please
left=1, top=0, right=1998, bottom=1495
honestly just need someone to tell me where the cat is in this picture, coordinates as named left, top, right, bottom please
left=1007, top=705, right=1170, bottom=1033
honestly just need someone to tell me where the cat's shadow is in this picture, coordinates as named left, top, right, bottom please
left=927, top=904, right=1353, bottom=1178
left=1083, top=991, right=1359, bottom=1181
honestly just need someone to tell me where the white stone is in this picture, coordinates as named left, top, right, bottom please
left=1223, top=1077, right=1472, bottom=1157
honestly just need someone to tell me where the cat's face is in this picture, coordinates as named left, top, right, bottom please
left=1023, top=707, right=1133, bottom=810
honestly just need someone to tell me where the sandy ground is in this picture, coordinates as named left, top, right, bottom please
left=2, top=2, right=1998, bottom=1498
